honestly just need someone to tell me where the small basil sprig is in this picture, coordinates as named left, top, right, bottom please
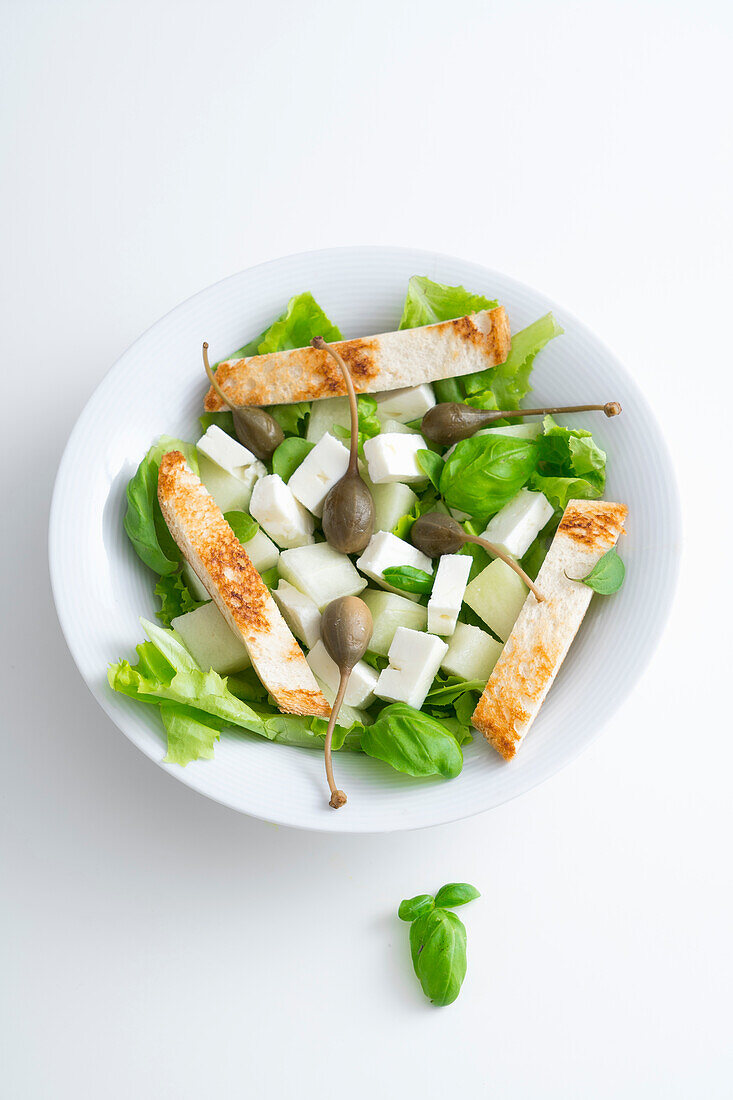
left=382, top=566, right=434, bottom=594
left=399, top=882, right=480, bottom=1006
left=568, top=548, right=625, bottom=595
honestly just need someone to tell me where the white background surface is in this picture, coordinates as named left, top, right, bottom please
left=2, top=1, right=731, bottom=1096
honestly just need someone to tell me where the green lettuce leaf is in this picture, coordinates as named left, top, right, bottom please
left=227, top=291, right=342, bottom=360
left=530, top=414, right=606, bottom=510
left=440, top=435, right=538, bottom=521
left=123, top=437, right=199, bottom=575
left=267, top=403, right=311, bottom=438
left=463, top=312, right=563, bottom=410
left=399, top=276, right=497, bottom=330
left=198, top=410, right=236, bottom=438
left=161, top=705, right=226, bottom=766
left=154, top=571, right=206, bottom=628
left=332, top=395, right=382, bottom=448
left=528, top=474, right=601, bottom=512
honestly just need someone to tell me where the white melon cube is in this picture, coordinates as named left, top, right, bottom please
left=441, top=622, right=503, bottom=682
left=427, top=554, right=472, bottom=636
left=361, top=589, right=428, bottom=656
left=365, top=480, right=418, bottom=533
left=375, top=627, right=448, bottom=710
left=379, top=419, right=420, bottom=435
left=198, top=453, right=265, bottom=513
left=196, top=424, right=258, bottom=477
left=306, top=396, right=352, bottom=443
left=249, top=474, right=314, bottom=549
left=464, top=559, right=528, bottom=641
left=375, top=384, right=436, bottom=423
left=355, top=531, right=432, bottom=602
left=182, top=561, right=210, bottom=601
left=172, top=601, right=250, bottom=675
left=307, top=640, right=378, bottom=708
left=278, top=542, right=366, bottom=610
left=272, top=581, right=322, bottom=648
left=242, top=528, right=280, bottom=573
left=480, top=489, right=554, bottom=560
left=288, top=433, right=350, bottom=517
left=363, top=433, right=429, bottom=484
left=312, top=676, right=370, bottom=729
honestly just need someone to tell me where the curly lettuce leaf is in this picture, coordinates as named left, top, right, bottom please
left=123, top=436, right=199, bottom=576
left=154, top=571, right=206, bottom=627
left=228, top=291, right=342, bottom=359
left=463, top=312, right=564, bottom=410
left=530, top=414, right=606, bottom=510
left=399, top=276, right=497, bottom=330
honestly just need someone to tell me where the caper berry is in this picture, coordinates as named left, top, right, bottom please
left=421, top=403, right=492, bottom=447
left=321, top=596, right=373, bottom=672
left=322, top=473, right=375, bottom=555
left=232, top=406, right=284, bottom=462
left=202, top=342, right=284, bottom=461
left=410, top=512, right=466, bottom=556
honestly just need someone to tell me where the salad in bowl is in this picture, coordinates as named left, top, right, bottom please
left=109, top=275, right=626, bottom=809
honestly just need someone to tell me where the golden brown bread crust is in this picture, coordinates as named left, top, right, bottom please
left=472, top=499, right=628, bottom=760
left=157, top=451, right=330, bottom=718
left=204, top=307, right=511, bottom=410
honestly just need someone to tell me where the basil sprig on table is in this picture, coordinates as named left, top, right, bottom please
left=399, top=882, right=480, bottom=1006
left=570, top=548, right=625, bottom=594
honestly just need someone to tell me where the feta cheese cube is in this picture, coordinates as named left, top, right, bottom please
left=288, top=433, right=350, bottom=517
left=272, top=580, right=321, bottom=648
left=427, top=554, right=472, bottom=635
left=278, top=542, right=367, bottom=610
left=356, top=531, right=432, bottom=602
left=441, top=622, right=503, bottom=682
left=249, top=474, right=315, bottom=549
left=364, top=480, right=418, bottom=533
left=362, top=589, right=428, bottom=655
left=307, top=396, right=352, bottom=443
left=480, top=489, right=555, bottom=560
left=307, top=640, right=378, bottom=707
left=171, top=601, right=250, bottom=675
left=198, top=453, right=265, bottom=513
left=375, top=384, right=436, bottom=423
left=242, top=528, right=280, bottom=573
left=196, top=424, right=258, bottom=477
left=363, top=433, right=429, bottom=484
left=375, top=627, right=448, bottom=710
left=464, top=558, right=528, bottom=641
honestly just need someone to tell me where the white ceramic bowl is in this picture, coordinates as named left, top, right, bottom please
left=50, top=247, right=680, bottom=832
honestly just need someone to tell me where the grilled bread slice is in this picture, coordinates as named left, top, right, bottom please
left=204, top=308, right=511, bottom=410
left=158, top=451, right=330, bottom=718
left=472, top=499, right=628, bottom=759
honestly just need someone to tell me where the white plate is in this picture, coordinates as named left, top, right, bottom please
left=49, top=247, right=680, bottom=833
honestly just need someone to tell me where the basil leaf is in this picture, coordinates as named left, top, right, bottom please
left=410, top=908, right=468, bottom=1006
left=223, top=510, right=259, bottom=544
left=417, top=449, right=445, bottom=491
left=572, top=548, right=625, bottom=595
left=440, top=435, right=538, bottom=521
left=399, top=276, right=497, bottom=330
left=154, top=571, right=206, bottom=627
left=361, top=703, right=463, bottom=778
left=271, top=437, right=314, bottom=481
left=434, top=882, right=481, bottom=909
left=124, top=436, right=199, bottom=575
left=381, top=566, right=434, bottom=595
left=398, top=894, right=435, bottom=922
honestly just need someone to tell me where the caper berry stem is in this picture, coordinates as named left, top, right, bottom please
left=488, top=402, right=621, bottom=420
left=324, top=670, right=349, bottom=809
left=464, top=533, right=544, bottom=602
left=311, top=336, right=359, bottom=473
left=202, top=342, right=234, bottom=410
